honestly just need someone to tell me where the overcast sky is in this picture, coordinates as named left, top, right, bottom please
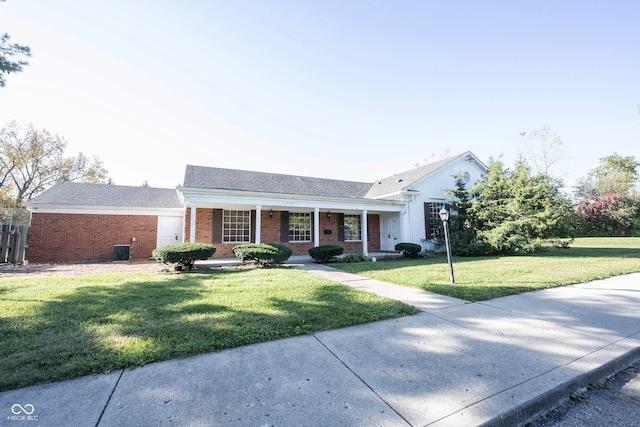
left=1, top=1, right=638, bottom=191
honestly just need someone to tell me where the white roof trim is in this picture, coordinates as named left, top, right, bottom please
left=178, top=186, right=406, bottom=212
left=406, top=151, right=487, bottom=192
left=28, top=205, right=185, bottom=216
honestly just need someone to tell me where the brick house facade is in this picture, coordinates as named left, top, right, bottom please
left=28, top=213, right=159, bottom=262
left=25, top=152, right=487, bottom=263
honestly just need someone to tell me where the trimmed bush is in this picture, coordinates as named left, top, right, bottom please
left=395, top=242, right=422, bottom=258
left=308, top=245, right=344, bottom=263
left=152, top=242, right=216, bottom=270
left=232, top=243, right=292, bottom=267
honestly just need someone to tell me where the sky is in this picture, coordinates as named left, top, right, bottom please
left=1, top=1, right=638, bottom=193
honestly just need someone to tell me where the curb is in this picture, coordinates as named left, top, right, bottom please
left=482, top=345, right=640, bottom=427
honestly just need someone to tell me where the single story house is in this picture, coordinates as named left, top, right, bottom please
left=25, top=151, right=487, bottom=262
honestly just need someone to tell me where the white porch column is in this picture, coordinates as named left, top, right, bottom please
left=255, top=205, right=262, bottom=244
left=189, top=203, right=197, bottom=243
left=314, top=207, right=320, bottom=247
left=361, top=209, right=368, bottom=256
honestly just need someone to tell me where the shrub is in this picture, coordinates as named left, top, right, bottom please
left=341, top=252, right=368, bottom=263
left=152, top=242, right=216, bottom=270
left=395, top=242, right=422, bottom=258
left=232, top=243, right=292, bottom=267
left=308, top=245, right=343, bottom=263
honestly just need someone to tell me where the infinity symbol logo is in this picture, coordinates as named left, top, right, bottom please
left=11, top=404, right=35, bottom=415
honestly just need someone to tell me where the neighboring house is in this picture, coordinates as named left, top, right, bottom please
left=26, top=183, right=184, bottom=262
left=25, top=151, right=487, bottom=262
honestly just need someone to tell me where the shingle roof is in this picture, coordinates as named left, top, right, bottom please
left=365, top=153, right=472, bottom=198
left=183, top=165, right=373, bottom=198
left=184, top=152, right=479, bottom=200
left=26, top=182, right=183, bottom=209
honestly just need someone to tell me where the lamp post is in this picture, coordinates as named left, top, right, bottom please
left=439, top=207, right=455, bottom=283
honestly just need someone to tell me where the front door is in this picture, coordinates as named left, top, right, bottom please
left=157, top=216, right=184, bottom=248
left=380, top=215, right=400, bottom=251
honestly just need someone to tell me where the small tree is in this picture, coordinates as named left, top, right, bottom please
left=445, top=172, right=484, bottom=255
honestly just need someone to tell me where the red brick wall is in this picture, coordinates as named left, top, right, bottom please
left=28, top=213, right=158, bottom=262
left=185, top=208, right=380, bottom=258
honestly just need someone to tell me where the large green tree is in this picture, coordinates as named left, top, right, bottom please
left=0, top=121, right=109, bottom=207
left=446, top=159, right=572, bottom=255
left=0, top=1, right=31, bottom=87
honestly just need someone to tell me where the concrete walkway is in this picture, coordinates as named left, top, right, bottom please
left=1, top=264, right=639, bottom=427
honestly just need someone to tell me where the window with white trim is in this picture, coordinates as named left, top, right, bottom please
left=288, top=212, right=311, bottom=242
left=344, top=214, right=362, bottom=241
left=223, top=210, right=251, bottom=243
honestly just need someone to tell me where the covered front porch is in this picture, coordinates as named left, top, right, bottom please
left=179, top=188, right=406, bottom=259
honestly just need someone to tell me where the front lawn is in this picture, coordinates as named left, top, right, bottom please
left=0, top=268, right=417, bottom=391
left=333, top=237, right=640, bottom=302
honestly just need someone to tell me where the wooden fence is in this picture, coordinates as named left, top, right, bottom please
left=0, top=224, right=29, bottom=264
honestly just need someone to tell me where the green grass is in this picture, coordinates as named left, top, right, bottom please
left=0, top=268, right=417, bottom=391
left=334, top=237, right=640, bottom=302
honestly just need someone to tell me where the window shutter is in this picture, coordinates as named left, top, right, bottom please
left=424, top=203, right=432, bottom=240
left=250, top=210, right=256, bottom=243
left=212, top=209, right=223, bottom=243
left=280, top=211, right=289, bottom=242
left=337, top=213, right=345, bottom=242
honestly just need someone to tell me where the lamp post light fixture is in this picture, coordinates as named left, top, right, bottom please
left=438, top=207, right=455, bottom=283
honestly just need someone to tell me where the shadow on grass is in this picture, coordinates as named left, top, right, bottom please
left=0, top=270, right=416, bottom=391
left=268, top=284, right=417, bottom=333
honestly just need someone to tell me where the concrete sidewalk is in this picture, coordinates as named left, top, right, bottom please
left=1, top=267, right=639, bottom=427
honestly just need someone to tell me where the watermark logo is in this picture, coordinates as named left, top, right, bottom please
left=11, top=405, right=34, bottom=415
left=7, top=403, right=38, bottom=422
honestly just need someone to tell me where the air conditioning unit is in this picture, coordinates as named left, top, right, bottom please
left=113, top=245, right=131, bottom=261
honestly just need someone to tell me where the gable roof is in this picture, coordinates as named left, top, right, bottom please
left=365, top=151, right=485, bottom=198
left=26, top=182, right=183, bottom=209
left=183, top=165, right=373, bottom=199
left=184, top=151, right=486, bottom=200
